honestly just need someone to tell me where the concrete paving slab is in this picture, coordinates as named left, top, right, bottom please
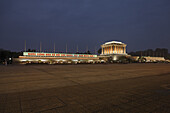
left=0, top=64, right=170, bottom=113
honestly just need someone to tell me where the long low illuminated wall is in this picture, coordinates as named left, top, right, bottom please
left=23, top=52, right=97, bottom=58
left=14, top=52, right=99, bottom=64
left=19, top=56, right=99, bottom=60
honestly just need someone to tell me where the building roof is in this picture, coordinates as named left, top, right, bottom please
left=103, top=41, right=125, bottom=45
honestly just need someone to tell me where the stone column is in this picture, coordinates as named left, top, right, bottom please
left=122, top=47, right=123, bottom=53
left=121, top=46, right=123, bottom=53
left=119, top=46, right=121, bottom=53
left=120, top=47, right=122, bottom=53
left=109, top=46, right=111, bottom=54
left=118, top=46, right=120, bottom=53
left=107, top=47, right=109, bottom=54
left=117, top=46, right=119, bottom=54
left=114, top=45, right=116, bottom=53
left=125, top=47, right=126, bottom=53
left=106, top=47, right=108, bottom=54
left=103, top=47, right=104, bottom=54
left=108, top=46, right=110, bottom=54
left=103, top=47, right=106, bottom=54
left=120, top=46, right=122, bottom=53
left=113, top=45, right=115, bottom=53
left=112, top=46, right=113, bottom=53
left=120, top=46, right=121, bottom=53
left=120, top=47, right=121, bottom=53
left=110, top=46, right=111, bottom=54
left=102, top=47, right=103, bottom=54
left=123, top=47, right=125, bottom=53
left=115, top=46, right=116, bottom=53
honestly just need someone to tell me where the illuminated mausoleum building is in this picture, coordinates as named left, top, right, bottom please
left=99, top=41, right=128, bottom=61
left=101, top=41, right=127, bottom=55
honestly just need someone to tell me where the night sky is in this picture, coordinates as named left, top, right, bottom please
left=1, top=0, right=170, bottom=53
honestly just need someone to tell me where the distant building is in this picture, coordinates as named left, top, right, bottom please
left=101, top=41, right=127, bottom=55
left=144, top=56, right=165, bottom=62
left=132, top=56, right=165, bottom=62
left=99, top=41, right=128, bottom=62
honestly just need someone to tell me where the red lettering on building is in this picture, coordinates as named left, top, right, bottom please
left=37, top=53, right=45, bottom=56
left=46, top=54, right=51, bottom=56
left=61, top=54, right=65, bottom=56
left=28, top=53, right=36, bottom=56
left=26, top=52, right=96, bottom=58
left=56, top=54, right=60, bottom=56
left=84, top=55, right=89, bottom=57
left=67, top=54, right=73, bottom=57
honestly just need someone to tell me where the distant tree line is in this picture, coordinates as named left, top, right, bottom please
left=27, top=49, right=36, bottom=52
left=75, top=50, right=91, bottom=54
left=0, top=49, right=22, bottom=63
left=128, top=48, right=170, bottom=59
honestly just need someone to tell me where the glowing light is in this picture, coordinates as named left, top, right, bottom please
left=23, top=52, right=97, bottom=58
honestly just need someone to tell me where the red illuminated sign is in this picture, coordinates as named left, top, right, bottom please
left=28, top=53, right=36, bottom=56
left=61, top=54, right=65, bottom=56
left=79, top=55, right=83, bottom=57
left=46, top=54, right=51, bottom=56
left=84, top=55, right=89, bottom=57
left=67, top=54, right=73, bottom=57
left=25, top=52, right=97, bottom=58
left=37, top=53, right=45, bottom=56
left=56, top=54, right=60, bottom=56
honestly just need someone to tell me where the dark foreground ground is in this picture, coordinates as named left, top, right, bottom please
left=0, top=64, right=170, bottom=113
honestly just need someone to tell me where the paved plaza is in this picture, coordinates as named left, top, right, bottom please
left=0, top=64, right=170, bottom=113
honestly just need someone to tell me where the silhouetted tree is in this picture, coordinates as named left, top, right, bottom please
left=84, top=50, right=91, bottom=54
left=27, top=49, right=36, bottom=52
left=0, top=49, right=11, bottom=62
left=87, top=50, right=91, bottom=54
left=98, top=48, right=101, bottom=54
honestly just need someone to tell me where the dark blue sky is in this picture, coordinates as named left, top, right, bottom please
left=1, top=0, right=170, bottom=53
